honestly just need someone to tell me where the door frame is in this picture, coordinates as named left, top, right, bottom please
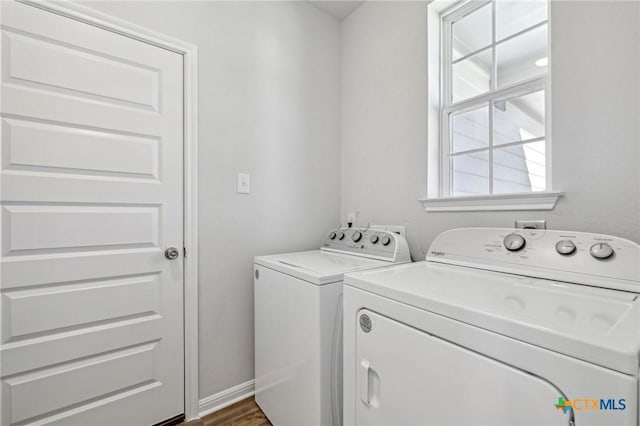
left=15, top=0, right=201, bottom=420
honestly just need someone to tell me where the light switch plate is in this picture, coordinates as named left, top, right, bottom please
left=237, top=173, right=250, bottom=194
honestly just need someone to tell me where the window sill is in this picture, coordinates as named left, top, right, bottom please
left=419, top=191, right=564, bottom=212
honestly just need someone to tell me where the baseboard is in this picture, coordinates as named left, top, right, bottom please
left=198, top=379, right=255, bottom=418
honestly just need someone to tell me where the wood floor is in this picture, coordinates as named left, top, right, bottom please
left=183, top=397, right=271, bottom=426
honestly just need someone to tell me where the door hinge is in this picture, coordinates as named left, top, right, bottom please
left=183, top=247, right=187, bottom=258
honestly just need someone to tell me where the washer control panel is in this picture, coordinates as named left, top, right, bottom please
left=322, top=227, right=410, bottom=262
left=427, top=228, right=639, bottom=291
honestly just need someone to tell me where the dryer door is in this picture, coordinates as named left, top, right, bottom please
left=355, top=309, right=572, bottom=426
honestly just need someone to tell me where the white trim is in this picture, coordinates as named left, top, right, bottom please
left=544, top=3, right=553, bottom=194
left=419, top=191, right=563, bottom=212
left=443, top=77, right=547, bottom=121
left=426, top=5, right=442, bottom=197
left=16, top=0, right=201, bottom=421
left=198, top=380, right=256, bottom=418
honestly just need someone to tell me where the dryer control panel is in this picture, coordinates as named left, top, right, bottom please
left=427, top=228, right=640, bottom=291
left=322, top=227, right=410, bottom=263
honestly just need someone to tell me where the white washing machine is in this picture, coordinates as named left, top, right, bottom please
left=343, top=228, right=640, bottom=426
left=255, top=227, right=410, bottom=426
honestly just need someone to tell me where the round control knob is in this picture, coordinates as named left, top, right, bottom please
left=337, top=231, right=345, bottom=240
left=329, top=232, right=337, bottom=240
left=590, top=243, right=614, bottom=260
left=370, top=235, right=379, bottom=244
left=352, top=231, right=363, bottom=242
left=503, top=233, right=526, bottom=251
left=555, top=240, right=576, bottom=255
left=381, top=235, right=392, bottom=246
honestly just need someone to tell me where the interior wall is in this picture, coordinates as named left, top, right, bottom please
left=72, top=0, right=640, bottom=403
left=79, top=1, right=342, bottom=399
left=341, top=0, right=640, bottom=260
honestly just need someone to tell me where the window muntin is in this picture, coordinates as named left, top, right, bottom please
left=441, top=0, right=549, bottom=197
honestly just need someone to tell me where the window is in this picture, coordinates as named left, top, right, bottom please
left=424, top=0, right=560, bottom=210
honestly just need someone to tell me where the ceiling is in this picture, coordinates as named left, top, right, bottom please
left=309, top=1, right=364, bottom=20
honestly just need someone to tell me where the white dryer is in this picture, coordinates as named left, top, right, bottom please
left=343, top=228, right=640, bottom=426
left=255, top=227, right=410, bottom=426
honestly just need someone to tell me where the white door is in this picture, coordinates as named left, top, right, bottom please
left=0, top=2, right=184, bottom=425
left=355, top=310, right=571, bottom=426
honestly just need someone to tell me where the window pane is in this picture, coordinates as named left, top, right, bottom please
left=451, top=150, right=489, bottom=196
left=452, top=3, right=492, bottom=61
left=494, top=90, right=545, bottom=145
left=493, top=141, right=546, bottom=193
left=496, top=0, right=547, bottom=42
left=451, top=106, right=489, bottom=153
left=496, top=24, right=547, bottom=88
left=452, top=49, right=492, bottom=103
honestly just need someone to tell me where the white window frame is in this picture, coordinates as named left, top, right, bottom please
left=421, top=0, right=563, bottom=212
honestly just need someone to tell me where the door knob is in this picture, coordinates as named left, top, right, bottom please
left=165, top=247, right=180, bottom=260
